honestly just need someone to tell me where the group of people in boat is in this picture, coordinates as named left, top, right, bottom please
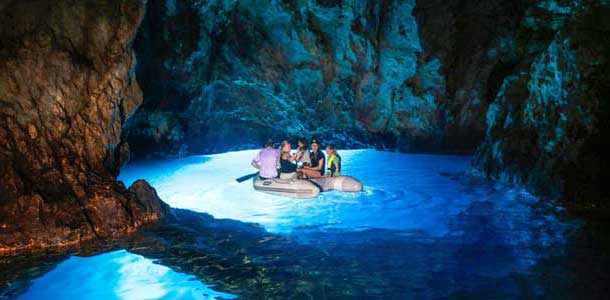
left=251, top=138, right=341, bottom=180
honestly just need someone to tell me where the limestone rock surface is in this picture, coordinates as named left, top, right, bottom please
left=0, top=0, right=169, bottom=253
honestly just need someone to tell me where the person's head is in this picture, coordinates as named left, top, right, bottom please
left=264, top=139, right=274, bottom=148
left=279, top=140, right=291, bottom=153
left=310, top=138, right=319, bottom=152
left=297, top=138, right=307, bottom=149
left=325, top=144, right=336, bottom=156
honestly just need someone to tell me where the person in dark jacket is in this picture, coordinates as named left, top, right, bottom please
left=278, top=140, right=298, bottom=179
left=301, top=138, right=325, bottom=178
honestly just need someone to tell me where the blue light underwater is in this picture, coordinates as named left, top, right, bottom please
left=20, top=250, right=236, bottom=300
left=17, top=150, right=572, bottom=299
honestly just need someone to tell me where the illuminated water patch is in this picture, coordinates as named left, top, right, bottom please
left=119, top=149, right=563, bottom=242
left=8, top=150, right=577, bottom=299
left=19, top=250, right=236, bottom=300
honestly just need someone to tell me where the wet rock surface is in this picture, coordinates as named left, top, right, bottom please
left=0, top=0, right=169, bottom=253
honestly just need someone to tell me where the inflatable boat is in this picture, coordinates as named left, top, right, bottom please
left=253, top=176, right=321, bottom=198
left=309, top=175, right=363, bottom=192
left=253, top=175, right=362, bottom=198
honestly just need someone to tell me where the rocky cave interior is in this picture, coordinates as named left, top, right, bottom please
left=1, top=0, right=609, bottom=298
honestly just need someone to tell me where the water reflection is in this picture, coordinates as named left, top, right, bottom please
left=1, top=207, right=608, bottom=299
left=18, top=250, right=235, bottom=300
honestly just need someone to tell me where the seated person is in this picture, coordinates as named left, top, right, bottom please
left=278, top=140, right=297, bottom=179
left=251, top=139, right=280, bottom=179
left=300, top=138, right=325, bottom=178
left=294, top=138, right=311, bottom=167
left=325, top=144, right=341, bottom=177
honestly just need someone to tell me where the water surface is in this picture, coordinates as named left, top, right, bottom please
left=3, top=149, right=599, bottom=299
left=18, top=250, right=235, bottom=300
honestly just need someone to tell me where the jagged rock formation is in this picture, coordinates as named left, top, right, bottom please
left=475, top=2, right=610, bottom=208
left=126, top=0, right=449, bottom=156
left=413, top=0, right=534, bottom=153
left=415, top=0, right=610, bottom=208
left=126, top=0, right=537, bottom=158
left=0, top=0, right=170, bottom=253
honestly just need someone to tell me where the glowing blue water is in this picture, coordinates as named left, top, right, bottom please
left=19, top=250, right=235, bottom=300
left=118, top=149, right=569, bottom=280
left=120, top=150, right=476, bottom=234
left=119, top=150, right=563, bottom=238
left=15, top=150, right=572, bottom=299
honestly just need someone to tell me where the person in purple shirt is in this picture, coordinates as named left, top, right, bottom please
left=251, top=139, right=280, bottom=179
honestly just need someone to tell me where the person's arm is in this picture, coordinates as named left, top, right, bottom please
left=302, top=155, right=310, bottom=169
left=302, top=151, right=311, bottom=166
left=251, top=152, right=261, bottom=169
left=312, top=158, right=324, bottom=171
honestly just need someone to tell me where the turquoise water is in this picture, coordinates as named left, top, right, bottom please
left=119, top=150, right=564, bottom=239
left=18, top=250, right=235, bottom=300
left=6, top=150, right=583, bottom=299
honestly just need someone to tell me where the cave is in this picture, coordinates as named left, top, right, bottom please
left=1, top=0, right=609, bottom=299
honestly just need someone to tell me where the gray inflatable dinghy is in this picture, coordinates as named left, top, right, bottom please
left=309, top=175, right=363, bottom=192
left=253, top=175, right=362, bottom=198
left=253, top=176, right=321, bottom=198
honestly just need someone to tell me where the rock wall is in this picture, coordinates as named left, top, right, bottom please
left=126, top=0, right=449, bottom=157
left=413, top=0, right=534, bottom=153
left=415, top=0, right=610, bottom=208
left=0, top=0, right=169, bottom=253
left=476, top=1, right=610, bottom=209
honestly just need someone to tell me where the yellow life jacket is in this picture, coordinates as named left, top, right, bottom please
left=326, top=154, right=341, bottom=176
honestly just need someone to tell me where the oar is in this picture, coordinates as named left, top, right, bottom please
left=236, top=172, right=258, bottom=183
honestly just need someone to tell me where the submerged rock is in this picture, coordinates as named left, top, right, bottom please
left=0, top=0, right=169, bottom=253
